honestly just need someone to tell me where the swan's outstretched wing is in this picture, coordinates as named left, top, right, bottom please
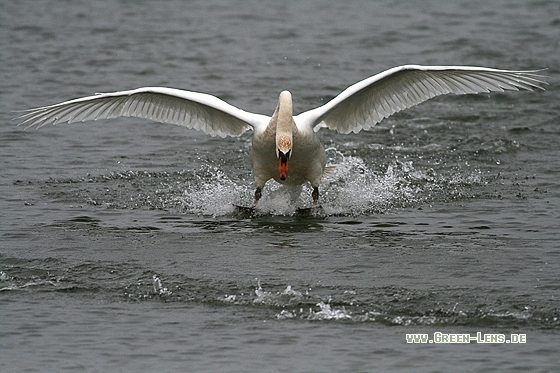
left=296, top=65, right=547, bottom=134
left=16, top=87, right=270, bottom=137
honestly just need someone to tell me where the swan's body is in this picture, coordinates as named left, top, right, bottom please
left=17, top=65, right=546, bottom=205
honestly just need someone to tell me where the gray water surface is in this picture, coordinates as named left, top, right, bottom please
left=1, top=1, right=559, bottom=372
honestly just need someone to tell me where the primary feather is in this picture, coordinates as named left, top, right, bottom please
left=17, top=87, right=268, bottom=137
left=296, top=65, right=546, bottom=133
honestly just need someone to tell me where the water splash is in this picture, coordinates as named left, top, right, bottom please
left=152, top=275, right=172, bottom=296
left=0, top=271, right=9, bottom=282
left=33, top=147, right=490, bottom=216
left=253, top=281, right=304, bottom=306
left=175, top=165, right=247, bottom=216
left=173, top=151, right=484, bottom=216
left=307, top=301, right=353, bottom=321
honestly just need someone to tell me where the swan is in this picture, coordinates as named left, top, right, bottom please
left=17, top=65, right=546, bottom=205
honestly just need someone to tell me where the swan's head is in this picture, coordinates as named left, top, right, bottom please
left=276, top=91, right=293, bottom=181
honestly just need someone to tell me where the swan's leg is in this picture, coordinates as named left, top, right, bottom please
left=253, top=187, right=262, bottom=206
left=312, top=187, right=319, bottom=204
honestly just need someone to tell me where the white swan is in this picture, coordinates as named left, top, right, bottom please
left=17, top=65, right=546, bottom=205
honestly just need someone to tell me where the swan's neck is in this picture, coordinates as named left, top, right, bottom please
left=275, top=90, right=294, bottom=154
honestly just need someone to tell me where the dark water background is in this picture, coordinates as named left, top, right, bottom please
left=1, top=1, right=559, bottom=372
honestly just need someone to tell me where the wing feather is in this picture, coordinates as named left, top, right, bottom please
left=296, top=65, right=547, bottom=134
left=16, top=87, right=269, bottom=137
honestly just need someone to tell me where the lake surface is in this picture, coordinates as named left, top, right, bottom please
left=1, top=0, right=559, bottom=372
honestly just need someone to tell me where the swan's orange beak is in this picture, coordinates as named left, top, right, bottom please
left=278, top=150, right=290, bottom=181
